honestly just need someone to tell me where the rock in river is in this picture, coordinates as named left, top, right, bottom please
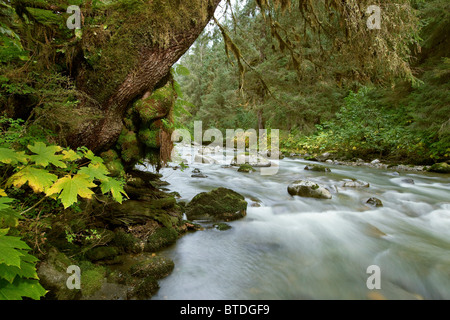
left=304, top=164, right=331, bottom=172
left=287, top=180, right=332, bottom=199
left=185, top=188, right=248, bottom=221
left=342, top=180, right=370, bottom=188
left=366, top=197, right=383, bottom=207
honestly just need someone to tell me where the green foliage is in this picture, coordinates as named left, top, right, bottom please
left=1, top=142, right=128, bottom=209
left=0, top=203, right=47, bottom=300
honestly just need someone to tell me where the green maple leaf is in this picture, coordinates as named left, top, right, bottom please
left=0, top=230, right=30, bottom=267
left=27, top=142, right=66, bottom=168
left=0, top=278, right=47, bottom=300
left=46, top=174, right=97, bottom=209
left=0, top=252, right=39, bottom=283
left=0, top=197, right=14, bottom=211
left=62, top=149, right=81, bottom=161
left=100, top=177, right=128, bottom=204
left=84, top=150, right=104, bottom=164
left=78, top=162, right=110, bottom=182
left=0, top=148, right=28, bottom=165
left=8, top=166, right=58, bottom=193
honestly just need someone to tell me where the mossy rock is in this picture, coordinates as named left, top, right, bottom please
left=238, top=164, right=256, bottom=173
left=85, top=246, right=120, bottom=262
left=287, top=180, right=332, bottom=199
left=185, top=188, right=248, bottom=221
left=366, top=197, right=383, bottom=207
left=428, top=162, right=450, bottom=174
left=304, top=164, right=331, bottom=172
left=131, top=277, right=160, bottom=300
left=104, top=198, right=179, bottom=227
left=139, top=128, right=160, bottom=148
left=214, top=223, right=232, bottom=231
left=111, top=229, right=142, bottom=254
left=145, top=227, right=178, bottom=252
left=129, top=256, right=175, bottom=279
left=81, top=267, right=106, bottom=297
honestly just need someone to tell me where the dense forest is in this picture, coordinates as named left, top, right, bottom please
left=0, top=0, right=448, bottom=301
left=178, top=0, right=449, bottom=164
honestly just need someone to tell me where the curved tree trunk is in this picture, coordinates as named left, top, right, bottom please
left=67, top=0, right=222, bottom=153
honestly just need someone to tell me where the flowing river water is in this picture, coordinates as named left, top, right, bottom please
left=140, top=145, right=450, bottom=300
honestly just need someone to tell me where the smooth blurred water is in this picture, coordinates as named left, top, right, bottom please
left=140, top=145, right=450, bottom=300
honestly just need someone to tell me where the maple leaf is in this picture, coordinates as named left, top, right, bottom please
left=27, top=142, right=66, bottom=168
left=62, top=149, right=81, bottom=161
left=0, top=148, right=28, bottom=165
left=46, top=174, right=97, bottom=209
left=83, top=150, right=104, bottom=164
left=0, top=229, right=30, bottom=267
left=8, top=166, right=58, bottom=193
left=100, top=177, right=128, bottom=204
left=78, top=163, right=110, bottom=182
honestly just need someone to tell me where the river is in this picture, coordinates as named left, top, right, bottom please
left=140, top=144, right=450, bottom=300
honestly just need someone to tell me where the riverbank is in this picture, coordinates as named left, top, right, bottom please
left=284, top=150, right=449, bottom=174
left=35, top=169, right=201, bottom=300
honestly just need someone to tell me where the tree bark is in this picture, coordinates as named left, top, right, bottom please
left=67, top=0, right=222, bottom=152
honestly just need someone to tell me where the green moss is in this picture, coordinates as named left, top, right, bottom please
left=117, top=128, right=141, bottom=164
left=238, top=164, right=256, bottom=173
left=428, top=162, right=450, bottom=173
left=81, top=268, right=105, bottom=297
left=304, top=165, right=331, bottom=172
left=132, top=277, right=159, bottom=299
left=111, top=229, right=141, bottom=253
left=139, top=128, right=160, bottom=148
left=214, top=223, right=232, bottom=231
left=145, top=227, right=178, bottom=252
left=85, top=246, right=119, bottom=262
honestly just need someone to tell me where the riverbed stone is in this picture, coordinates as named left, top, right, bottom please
left=287, top=180, right=332, bottom=199
left=185, top=188, right=248, bottom=221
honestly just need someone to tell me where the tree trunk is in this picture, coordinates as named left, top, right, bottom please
left=67, top=0, right=221, bottom=153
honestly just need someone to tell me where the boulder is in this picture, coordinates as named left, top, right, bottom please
left=287, top=180, right=332, bottom=199
left=185, top=188, right=248, bottom=221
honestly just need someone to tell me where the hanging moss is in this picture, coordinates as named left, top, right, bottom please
left=139, top=128, right=160, bottom=149
left=117, top=129, right=141, bottom=165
